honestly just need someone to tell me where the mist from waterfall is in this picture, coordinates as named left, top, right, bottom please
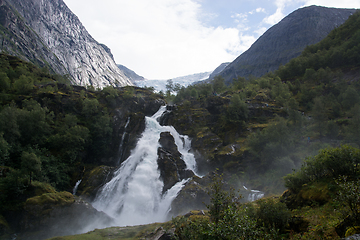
left=92, top=106, right=198, bottom=226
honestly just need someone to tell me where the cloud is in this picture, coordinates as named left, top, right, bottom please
left=262, top=0, right=293, bottom=25
left=256, top=8, right=266, bottom=13
left=64, top=0, right=256, bottom=79
left=263, top=0, right=360, bottom=26
left=301, top=0, right=360, bottom=8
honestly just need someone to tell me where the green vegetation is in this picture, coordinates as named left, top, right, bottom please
left=46, top=223, right=166, bottom=240
left=0, top=53, right=163, bottom=236
left=163, top=10, right=360, bottom=196
left=0, top=8, right=359, bottom=240
left=172, top=173, right=289, bottom=239
left=172, top=146, right=360, bottom=239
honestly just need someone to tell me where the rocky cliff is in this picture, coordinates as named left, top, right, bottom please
left=117, top=64, right=145, bottom=82
left=216, top=5, right=357, bottom=84
left=0, top=0, right=133, bottom=88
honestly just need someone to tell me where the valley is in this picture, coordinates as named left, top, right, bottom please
left=0, top=0, right=359, bottom=239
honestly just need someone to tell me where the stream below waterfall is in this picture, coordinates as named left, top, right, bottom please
left=92, top=106, right=199, bottom=226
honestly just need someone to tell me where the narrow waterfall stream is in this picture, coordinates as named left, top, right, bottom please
left=92, top=106, right=198, bottom=226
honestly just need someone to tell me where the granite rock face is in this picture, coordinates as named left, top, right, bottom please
left=0, top=0, right=68, bottom=76
left=216, top=5, right=357, bottom=84
left=1, top=0, right=133, bottom=88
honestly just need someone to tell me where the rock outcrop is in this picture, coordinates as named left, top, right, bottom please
left=157, top=132, right=194, bottom=193
left=216, top=5, right=357, bottom=84
left=20, top=191, right=113, bottom=240
left=1, top=0, right=133, bottom=88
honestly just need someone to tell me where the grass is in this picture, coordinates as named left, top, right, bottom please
left=46, top=223, right=166, bottom=240
left=289, top=202, right=344, bottom=239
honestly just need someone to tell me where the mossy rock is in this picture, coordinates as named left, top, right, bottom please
left=26, top=181, right=56, bottom=197
left=21, top=192, right=113, bottom=239
left=77, top=165, right=114, bottom=201
left=298, top=181, right=330, bottom=205
left=346, top=226, right=360, bottom=237
left=280, top=181, right=331, bottom=209
left=25, top=191, right=74, bottom=207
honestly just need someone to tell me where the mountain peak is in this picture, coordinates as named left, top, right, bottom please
left=1, top=0, right=133, bottom=88
left=216, top=5, right=357, bottom=84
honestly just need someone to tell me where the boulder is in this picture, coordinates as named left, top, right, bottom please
left=19, top=191, right=113, bottom=240
left=157, top=132, right=194, bottom=193
left=76, top=165, right=114, bottom=202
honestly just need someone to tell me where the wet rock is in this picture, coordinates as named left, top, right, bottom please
left=157, top=132, right=194, bottom=193
left=144, top=227, right=175, bottom=240
left=19, top=191, right=113, bottom=240
left=76, top=165, right=114, bottom=202
left=170, top=176, right=211, bottom=217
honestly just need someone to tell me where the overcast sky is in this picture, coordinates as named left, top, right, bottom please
left=62, top=0, right=360, bottom=80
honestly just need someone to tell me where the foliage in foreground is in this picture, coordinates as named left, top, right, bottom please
left=173, top=173, right=290, bottom=240
left=173, top=145, right=360, bottom=240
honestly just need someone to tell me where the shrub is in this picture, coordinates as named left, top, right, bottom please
left=284, top=145, right=360, bottom=192
left=255, top=198, right=291, bottom=232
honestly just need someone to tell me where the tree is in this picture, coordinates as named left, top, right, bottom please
left=82, top=98, right=100, bottom=117
left=0, top=72, right=10, bottom=91
left=0, top=132, right=9, bottom=165
left=13, top=75, right=34, bottom=94
left=213, top=76, right=226, bottom=93
left=21, top=151, right=41, bottom=184
left=341, top=86, right=360, bottom=110
left=166, top=79, right=174, bottom=96
left=336, top=176, right=360, bottom=225
left=206, top=173, right=241, bottom=225
left=227, top=94, right=248, bottom=124
left=311, top=97, right=328, bottom=136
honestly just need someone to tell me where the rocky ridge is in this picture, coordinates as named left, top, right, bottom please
left=1, top=0, right=133, bottom=88
left=215, top=5, right=357, bottom=84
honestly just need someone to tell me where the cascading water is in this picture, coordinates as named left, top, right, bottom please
left=92, top=106, right=198, bottom=226
left=117, top=117, right=130, bottom=165
left=243, top=185, right=264, bottom=202
left=72, top=179, right=82, bottom=195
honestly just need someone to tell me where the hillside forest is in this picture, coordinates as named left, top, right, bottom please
left=0, top=9, right=359, bottom=240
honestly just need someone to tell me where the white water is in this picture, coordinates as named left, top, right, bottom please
left=72, top=179, right=82, bottom=195
left=117, top=117, right=131, bottom=165
left=92, top=106, right=198, bottom=226
left=243, top=185, right=265, bottom=202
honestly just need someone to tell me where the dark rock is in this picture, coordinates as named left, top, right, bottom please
left=19, top=192, right=113, bottom=240
left=170, top=175, right=212, bottom=217
left=144, top=227, right=176, bottom=240
left=77, top=165, right=114, bottom=202
left=157, top=132, right=194, bottom=193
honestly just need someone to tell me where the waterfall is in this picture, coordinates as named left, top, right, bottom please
left=92, top=106, right=197, bottom=226
left=243, top=185, right=264, bottom=202
left=117, top=117, right=130, bottom=165
left=72, top=179, right=82, bottom=195
left=248, top=190, right=265, bottom=202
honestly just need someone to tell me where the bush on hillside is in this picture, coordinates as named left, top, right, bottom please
left=284, top=145, right=360, bottom=192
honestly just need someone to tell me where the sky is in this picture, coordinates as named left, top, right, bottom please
left=62, top=0, right=360, bottom=80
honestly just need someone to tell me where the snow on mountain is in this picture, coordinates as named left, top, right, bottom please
left=135, top=71, right=211, bottom=92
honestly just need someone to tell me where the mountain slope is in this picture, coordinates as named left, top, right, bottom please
left=117, top=64, right=145, bottom=82
left=216, top=5, right=357, bottom=84
left=0, top=0, right=133, bottom=88
left=0, top=0, right=68, bottom=76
